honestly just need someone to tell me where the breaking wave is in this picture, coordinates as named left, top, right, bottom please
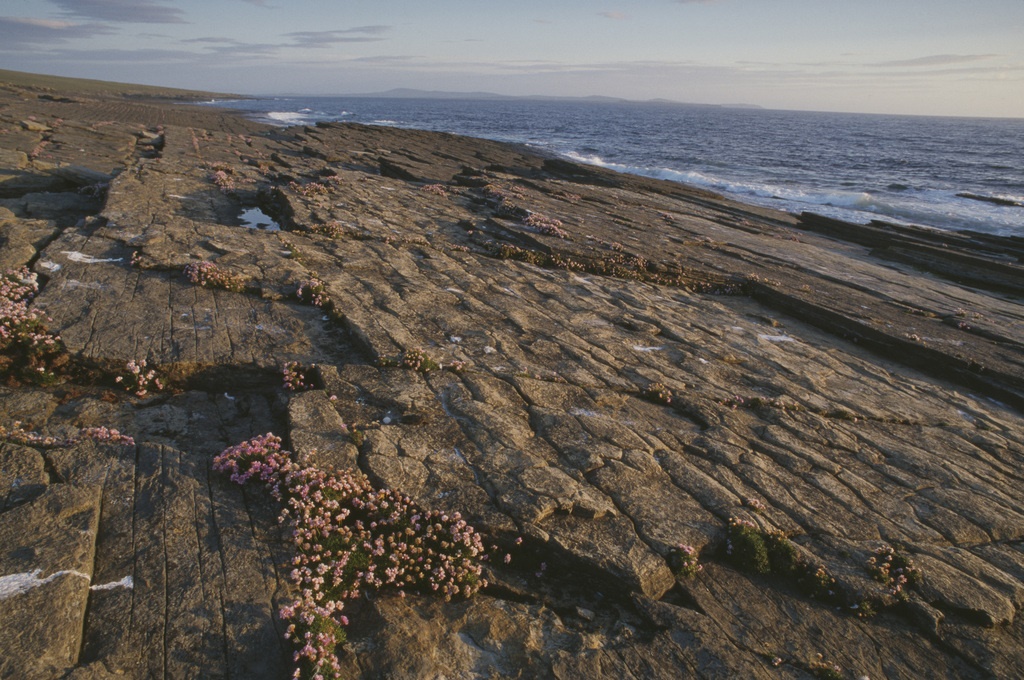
left=564, top=152, right=1024, bottom=234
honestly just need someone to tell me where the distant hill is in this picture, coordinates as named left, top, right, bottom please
left=0, top=68, right=240, bottom=101
left=344, top=88, right=631, bottom=103
left=343, top=88, right=761, bottom=109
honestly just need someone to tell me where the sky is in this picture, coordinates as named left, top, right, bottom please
left=2, top=0, right=1023, bottom=118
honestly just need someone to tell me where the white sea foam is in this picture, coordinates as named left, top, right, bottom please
left=266, top=111, right=310, bottom=125
left=564, top=153, right=1023, bottom=235
left=213, top=97, right=1023, bottom=237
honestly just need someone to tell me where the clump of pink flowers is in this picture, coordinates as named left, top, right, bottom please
left=743, top=497, right=767, bottom=514
left=378, top=348, right=442, bottom=374
left=183, top=261, right=249, bottom=293
left=310, top=221, right=346, bottom=239
left=721, top=395, right=746, bottom=410
left=78, top=426, right=136, bottom=446
left=214, top=433, right=489, bottom=680
left=1, top=421, right=134, bottom=448
left=209, top=169, right=235, bottom=192
left=296, top=277, right=329, bottom=308
left=115, top=359, right=163, bottom=397
left=524, top=212, right=568, bottom=238
left=1, top=267, right=63, bottom=383
left=283, top=361, right=317, bottom=392
left=399, top=347, right=440, bottom=373
left=1, top=267, right=59, bottom=353
left=420, top=183, right=448, bottom=197
left=672, top=544, right=703, bottom=578
left=866, top=544, right=922, bottom=600
left=446, top=359, right=468, bottom=373
left=290, top=180, right=330, bottom=198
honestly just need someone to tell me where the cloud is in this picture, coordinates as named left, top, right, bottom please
left=179, top=35, right=280, bottom=57
left=49, top=0, right=187, bottom=24
left=599, top=11, right=629, bottom=20
left=286, top=25, right=391, bottom=47
left=183, top=36, right=238, bottom=44
left=19, top=47, right=200, bottom=63
left=0, top=16, right=113, bottom=48
left=9, top=17, right=78, bottom=29
left=872, top=54, right=1000, bottom=68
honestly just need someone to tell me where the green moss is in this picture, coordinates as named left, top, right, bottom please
left=725, top=518, right=771, bottom=574
left=764, top=530, right=800, bottom=576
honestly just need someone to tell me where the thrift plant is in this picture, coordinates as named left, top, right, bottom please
left=866, top=545, right=922, bottom=600
left=1, top=421, right=135, bottom=448
left=724, top=517, right=842, bottom=603
left=671, top=544, right=703, bottom=578
left=115, top=359, right=163, bottom=397
left=209, top=169, right=235, bottom=193
left=524, top=213, right=568, bottom=238
left=309, top=221, right=347, bottom=239
left=642, top=382, right=673, bottom=405
left=810, top=655, right=844, bottom=680
left=296, top=277, right=330, bottom=308
left=183, top=261, right=249, bottom=293
left=420, top=184, right=448, bottom=197
left=379, top=348, right=442, bottom=374
left=290, top=180, right=330, bottom=198
left=214, top=433, right=489, bottom=680
left=742, top=497, right=767, bottom=514
left=725, top=517, right=771, bottom=574
left=283, top=361, right=317, bottom=392
left=0, top=267, right=64, bottom=383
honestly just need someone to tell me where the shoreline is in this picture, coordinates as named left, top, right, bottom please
left=2, top=70, right=1023, bottom=679
left=211, top=94, right=1024, bottom=236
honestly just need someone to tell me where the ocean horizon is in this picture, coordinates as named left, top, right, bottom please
left=206, top=96, right=1024, bottom=237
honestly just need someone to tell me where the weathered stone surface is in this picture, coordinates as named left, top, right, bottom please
left=0, top=484, right=102, bottom=679
left=288, top=389, right=359, bottom=469
left=2, top=70, right=1023, bottom=678
left=0, top=217, right=62, bottom=269
left=21, top=119, right=52, bottom=132
left=0, top=442, right=48, bottom=510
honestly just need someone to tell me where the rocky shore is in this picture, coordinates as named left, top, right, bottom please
left=1, top=70, right=1023, bottom=679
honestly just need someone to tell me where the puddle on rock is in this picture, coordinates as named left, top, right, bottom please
left=238, top=206, right=280, bottom=231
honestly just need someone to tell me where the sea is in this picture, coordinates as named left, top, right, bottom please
left=203, top=96, right=1024, bottom=237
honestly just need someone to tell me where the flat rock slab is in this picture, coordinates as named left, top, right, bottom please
left=1, top=75, right=1024, bottom=679
left=0, top=484, right=101, bottom=678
